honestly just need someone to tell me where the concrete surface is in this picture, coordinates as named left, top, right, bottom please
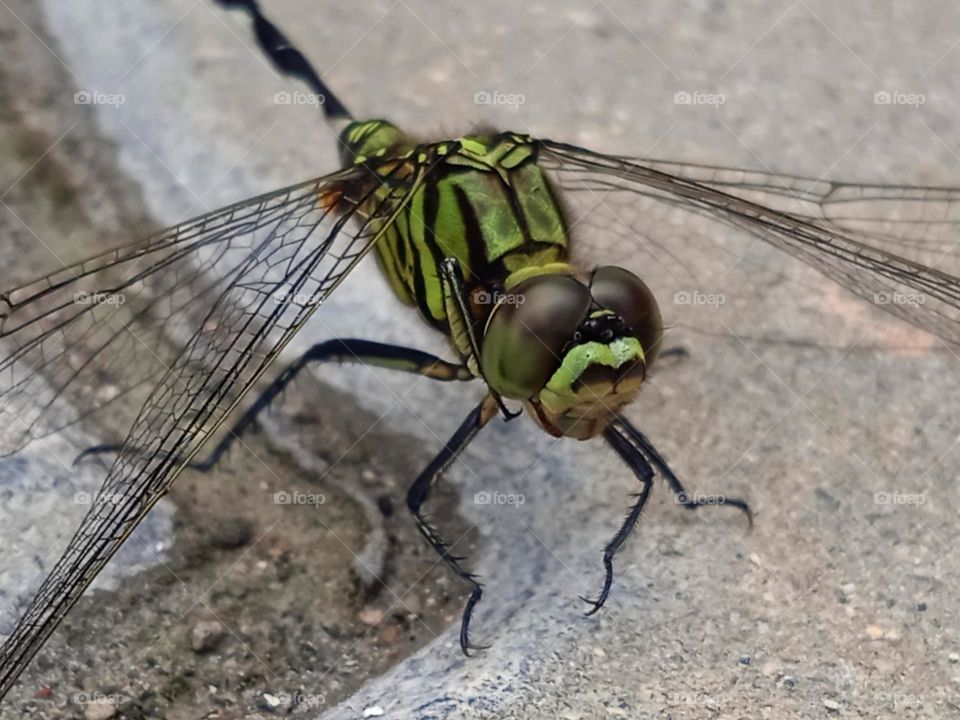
left=2, top=0, right=960, bottom=718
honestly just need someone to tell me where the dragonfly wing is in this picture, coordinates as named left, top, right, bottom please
left=0, top=160, right=422, bottom=697
left=541, top=141, right=960, bottom=347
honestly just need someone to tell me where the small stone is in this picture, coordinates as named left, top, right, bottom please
left=739, top=655, right=752, bottom=665
left=208, top=517, right=254, bottom=550
left=191, top=620, right=226, bottom=652
left=84, top=699, right=117, bottom=720
left=359, top=607, right=384, bottom=625
left=262, top=692, right=282, bottom=708
left=749, top=553, right=761, bottom=566
left=917, top=602, right=927, bottom=611
left=949, top=653, right=959, bottom=663
left=865, top=625, right=885, bottom=640
left=823, top=698, right=840, bottom=712
left=363, top=706, right=385, bottom=718
left=380, top=624, right=400, bottom=643
left=779, top=675, right=796, bottom=689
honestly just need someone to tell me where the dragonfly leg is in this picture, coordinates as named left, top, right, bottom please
left=616, top=415, right=753, bottom=527
left=584, top=416, right=752, bottom=615
left=406, top=393, right=499, bottom=655
left=439, top=257, right=520, bottom=421
left=74, top=339, right=472, bottom=469
left=582, top=421, right=656, bottom=615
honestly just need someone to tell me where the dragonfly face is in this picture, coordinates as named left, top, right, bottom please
left=480, top=266, right=662, bottom=440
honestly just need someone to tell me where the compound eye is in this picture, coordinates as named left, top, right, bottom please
left=480, top=274, right=592, bottom=399
left=590, top=266, right=663, bottom=364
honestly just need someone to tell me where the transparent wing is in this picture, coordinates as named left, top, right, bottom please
left=540, top=140, right=960, bottom=346
left=0, top=160, right=424, bottom=698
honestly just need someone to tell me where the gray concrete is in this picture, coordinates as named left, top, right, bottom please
left=6, top=0, right=960, bottom=717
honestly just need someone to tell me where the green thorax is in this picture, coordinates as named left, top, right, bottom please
left=339, top=119, right=570, bottom=334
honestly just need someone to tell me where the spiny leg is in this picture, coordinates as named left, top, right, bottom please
left=583, top=421, right=656, bottom=615
left=617, top=415, right=753, bottom=527
left=75, top=338, right=472, bottom=468
left=407, top=394, right=498, bottom=655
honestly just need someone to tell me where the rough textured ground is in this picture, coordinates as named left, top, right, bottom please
left=2, top=1, right=960, bottom=719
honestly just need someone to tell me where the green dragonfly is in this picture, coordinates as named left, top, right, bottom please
left=3, top=0, right=960, bottom=698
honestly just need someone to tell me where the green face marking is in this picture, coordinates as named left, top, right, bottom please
left=538, top=338, right=645, bottom=416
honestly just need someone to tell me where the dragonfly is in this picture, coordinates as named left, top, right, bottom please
left=3, top=0, right=960, bottom=699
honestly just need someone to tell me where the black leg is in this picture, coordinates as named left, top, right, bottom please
left=583, top=421, right=656, bottom=615
left=618, top=415, right=753, bottom=527
left=214, top=0, right=352, bottom=121
left=75, top=338, right=471, bottom=469
left=584, top=416, right=753, bottom=615
left=439, top=257, right=520, bottom=422
left=406, top=394, right=498, bottom=655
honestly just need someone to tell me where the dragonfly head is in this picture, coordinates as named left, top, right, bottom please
left=480, top=266, right=663, bottom=440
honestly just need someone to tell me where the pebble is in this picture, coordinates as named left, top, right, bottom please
left=208, top=517, right=254, bottom=549
left=359, top=607, right=385, bottom=625
left=823, top=698, right=840, bottom=712
left=84, top=699, right=117, bottom=720
left=363, top=705, right=385, bottom=717
left=865, top=625, right=885, bottom=640
left=191, top=620, right=227, bottom=652
left=949, top=653, right=959, bottom=664
left=739, top=655, right=752, bottom=665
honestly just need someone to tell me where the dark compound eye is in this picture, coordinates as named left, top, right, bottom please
left=589, top=266, right=663, bottom=365
left=480, top=274, right=592, bottom=399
